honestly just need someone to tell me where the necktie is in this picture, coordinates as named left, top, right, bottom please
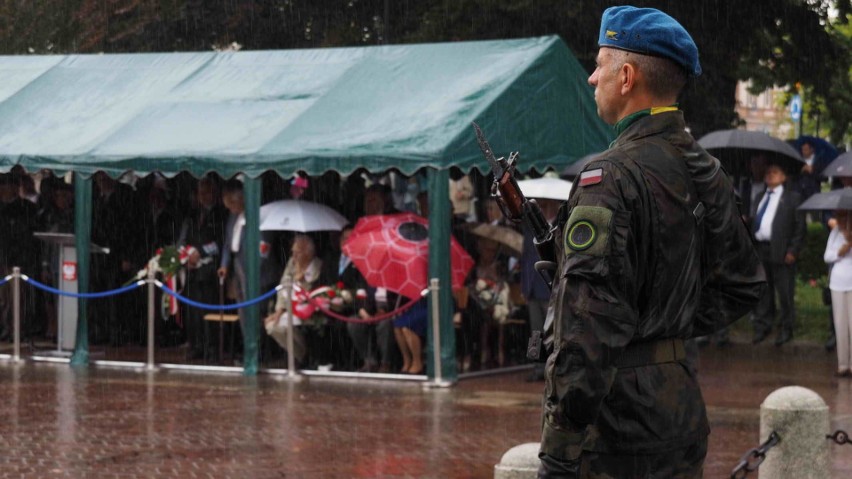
left=753, top=190, right=773, bottom=233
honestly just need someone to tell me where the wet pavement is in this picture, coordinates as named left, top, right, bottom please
left=0, top=339, right=851, bottom=478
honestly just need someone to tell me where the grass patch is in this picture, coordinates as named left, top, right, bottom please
left=729, top=279, right=832, bottom=342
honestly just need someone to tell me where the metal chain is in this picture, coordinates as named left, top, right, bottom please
left=827, top=430, right=851, bottom=446
left=730, top=431, right=781, bottom=479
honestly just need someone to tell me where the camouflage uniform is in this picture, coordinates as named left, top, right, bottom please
left=538, top=110, right=765, bottom=477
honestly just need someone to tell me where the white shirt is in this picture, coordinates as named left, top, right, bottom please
left=754, top=184, right=783, bottom=242
left=825, top=227, right=852, bottom=291
left=804, top=154, right=815, bottom=168
left=231, top=213, right=245, bottom=253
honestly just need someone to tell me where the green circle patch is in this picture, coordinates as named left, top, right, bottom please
left=566, top=221, right=596, bottom=251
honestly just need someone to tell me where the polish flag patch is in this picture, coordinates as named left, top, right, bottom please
left=579, top=168, right=603, bottom=187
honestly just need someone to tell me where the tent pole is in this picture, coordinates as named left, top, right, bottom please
left=426, top=168, right=457, bottom=384
left=71, top=173, right=92, bottom=366
left=242, top=176, right=261, bottom=375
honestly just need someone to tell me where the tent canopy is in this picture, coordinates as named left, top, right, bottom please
left=0, top=36, right=611, bottom=178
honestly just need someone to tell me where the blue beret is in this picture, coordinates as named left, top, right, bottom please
left=598, top=6, right=701, bottom=76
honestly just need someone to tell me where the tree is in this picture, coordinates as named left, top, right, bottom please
left=0, top=0, right=82, bottom=54
left=402, top=0, right=852, bottom=140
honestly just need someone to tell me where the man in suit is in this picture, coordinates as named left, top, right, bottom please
left=90, top=172, right=144, bottom=345
left=217, top=180, right=281, bottom=351
left=796, top=139, right=829, bottom=202
left=179, top=176, right=228, bottom=360
left=0, top=174, right=38, bottom=341
left=751, top=163, right=807, bottom=346
left=345, top=185, right=397, bottom=372
left=319, top=226, right=363, bottom=369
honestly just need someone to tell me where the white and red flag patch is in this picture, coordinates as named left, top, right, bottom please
left=579, top=168, right=603, bottom=187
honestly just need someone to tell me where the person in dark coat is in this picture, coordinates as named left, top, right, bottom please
left=750, top=163, right=807, bottom=346
left=319, top=226, right=362, bottom=370
left=179, top=176, right=228, bottom=360
left=795, top=139, right=830, bottom=201
left=537, top=6, right=766, bottom=477
left=0, top=174, right=38, bottom=341
left=90, top=172, right=144, bottom=345
left=345, top=184, right=397, bottom=373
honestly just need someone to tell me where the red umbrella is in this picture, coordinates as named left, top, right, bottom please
left=342, top=212, right=474, bottom=300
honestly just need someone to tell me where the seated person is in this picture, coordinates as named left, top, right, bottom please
left=264, top=234, right=323, bottom=367
left=355, top=287, right=400, bottom=373
left=459, top=237, right=511, bottom=371
left=393, top=298, right=428, bottom=374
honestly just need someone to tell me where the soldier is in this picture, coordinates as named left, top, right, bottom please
left=537, top=6, right=766, bottom=478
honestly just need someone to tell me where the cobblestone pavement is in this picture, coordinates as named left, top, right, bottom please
left=0, top=340, right=851, bottom=478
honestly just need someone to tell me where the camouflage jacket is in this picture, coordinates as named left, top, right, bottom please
left=540, top=111, right=765, bottom=459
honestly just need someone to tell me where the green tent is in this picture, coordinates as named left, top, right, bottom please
left=0, top=35, right=611, bottom=379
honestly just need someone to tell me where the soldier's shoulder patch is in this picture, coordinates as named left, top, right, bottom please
left=563, top=205, right=612, bottom=256
left=578, top=168, right=603, bottom=187
left=566, top=220, right=596, bottom=251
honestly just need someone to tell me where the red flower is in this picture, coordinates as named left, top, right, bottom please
left=327, top=290, right=336, bottom=298
left=336, top=281, right=345, bottom=290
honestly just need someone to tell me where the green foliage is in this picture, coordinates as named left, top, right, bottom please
left=798, top=221, right=830, bottom=282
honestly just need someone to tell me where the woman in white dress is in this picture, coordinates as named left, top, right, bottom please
left=824, top=210, right=852, bottom=377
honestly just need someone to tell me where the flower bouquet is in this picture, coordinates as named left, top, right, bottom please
left=470, top=278, right=511, bottom=324
left=266, top=284, right=335, bottom=339
left=127, top=245, right=191, bottom=321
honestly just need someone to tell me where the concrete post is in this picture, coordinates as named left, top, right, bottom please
left=759, top=386, right=829, bottom=479
left=494, top=442, right=539, bottom=479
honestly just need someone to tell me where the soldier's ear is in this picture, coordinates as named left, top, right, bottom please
left=620, top=62, right=636, bottom=96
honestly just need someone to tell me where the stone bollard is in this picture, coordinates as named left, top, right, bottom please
left=759, top=386, right=829, bottom=478
left=494, top=442, right=539, bottom=479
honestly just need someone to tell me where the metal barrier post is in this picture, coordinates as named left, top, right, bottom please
left=146, top=268, right=156, bottom=371
left=429, top=278, right=443, bottom=386
left=284, top=278, right=297, bottom=378
left=12, top=266, right=21, bottom=362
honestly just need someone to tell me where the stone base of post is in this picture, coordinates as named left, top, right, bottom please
left=760, top=386, right=829, bottom=478
left=494, top=442, right=539, bottom=479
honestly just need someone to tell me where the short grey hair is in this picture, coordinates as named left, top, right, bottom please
left=611, top=49, right=688, bottom=100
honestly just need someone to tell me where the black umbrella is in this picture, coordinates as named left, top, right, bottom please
left=698, top=129, right=803, bottom=177
left=561, top=153, right=599, bottom=179
left=821, top=151, right=852, bottom=177
left=798, top=188, right=852, bottom=210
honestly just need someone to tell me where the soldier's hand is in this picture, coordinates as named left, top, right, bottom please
left=217, top=267, right=228, bottom=279
left=537, top=453, right=580, bottom=479
left=784, top=253, right=796, bottom=265
left=839, top=243, right=851, bottom=257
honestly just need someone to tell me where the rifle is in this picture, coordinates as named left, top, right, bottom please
left=472, top=122, right=558, bottom=361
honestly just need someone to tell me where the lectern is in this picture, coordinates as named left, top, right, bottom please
left=34, top=232, right=109, bottom=353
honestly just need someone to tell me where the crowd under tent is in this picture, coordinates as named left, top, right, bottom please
left=0, top=35, right=611, bottom=380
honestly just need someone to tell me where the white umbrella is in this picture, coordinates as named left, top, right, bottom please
left=516, top=177, right=573, bottom=201
left=259, top=200, right=348, bottom=232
